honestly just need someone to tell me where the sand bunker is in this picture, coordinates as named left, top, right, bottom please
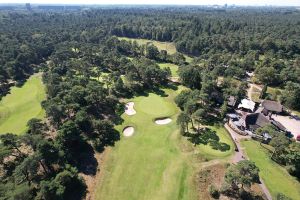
left=125, top=102, right=136, bottom=115
left=123, top=126, right=134, bottom=137
left=155, top=118, right=172, bottom=125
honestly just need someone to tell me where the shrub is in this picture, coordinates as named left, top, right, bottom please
left=209, top=184, right=220, bottom=199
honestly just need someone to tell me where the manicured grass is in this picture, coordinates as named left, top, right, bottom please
left=158, top=63, right=179, bottom=77
left=241, top=140, right=300, bottom=200
left=196, top=126, right=235, bottom=160
left=95, top=88, right=198, bottom=200
left=0, top=74, right=46, bottom=135
left=118, top=37, right=193, bottom=62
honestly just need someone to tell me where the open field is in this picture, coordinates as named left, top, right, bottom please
left=158, top=63, right=179, bottom=77
left=241, top=140, right=300, bottom=200
left=118, top=37, right=193, bottom=62
left=0, top=74, right=45, bottom=134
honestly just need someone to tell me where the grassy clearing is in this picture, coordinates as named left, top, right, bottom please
left=241, top=140, right=300, bottom=200
left=95, top=88, right=198, bottom=200
left=251, top=87, right=261, bottom=103
left=158, top=63, right=179, bottom=77
left=0, top=74, right=46, bottom=135
left=196, top=126, right=235, bottom=160
left=118, top=37, right=193, bottom=62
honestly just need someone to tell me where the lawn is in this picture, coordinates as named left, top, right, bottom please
left=95, top=88, right=198, bottom=200
left=196, top=126, right=235, bottom=160
left=0, top=74, right=46, bottom=135
left=241, top=140, right=300, bottom=200
left=158, top=63, right=179, bottom=77
left=118, top=37, right=193, bottom=62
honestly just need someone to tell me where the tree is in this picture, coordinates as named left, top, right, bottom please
left=192, top=108, right=207, bottom=131
left=27, top=118, right=45, bottom=135
left=269, top=134, right=290, bottom=163
left=225, top=160, right=260, bottom=191
left=177, top=112, right=190, bottom=134
left=145, top=44, right=159, bottom=60
left=14, top=155, right=39, bottom=186
left=281, top=81, right=300, bottom=111
left=0, top=133, right=24, bottom=158
left=178, top=65, right=202, bottom=89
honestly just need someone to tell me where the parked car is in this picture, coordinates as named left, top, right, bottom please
left=296, top=135, right=300, bottom=141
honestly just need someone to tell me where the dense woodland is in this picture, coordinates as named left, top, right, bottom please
left=0, top=6, right=300, bottom=200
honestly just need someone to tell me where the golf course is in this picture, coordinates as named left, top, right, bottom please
left=95, top=86, right=234, bottom=200
left=0, top=74, right=45, bottom=134
left=242, top=140, right=300, bottom=200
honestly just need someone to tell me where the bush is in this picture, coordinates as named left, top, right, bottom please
left=209, top=184, right=220, bottom=199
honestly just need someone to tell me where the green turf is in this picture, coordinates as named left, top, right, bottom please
left=241, top=140, right=300, bottom=200
left=158, top=63, right=179, bottom=77
left=196, top=126, right=235, bottom=160
left=95, top=88, right=198, bottom=200
left=0, top=74, right=46, bottom=135
left=118, top=37, right=193, bottom=62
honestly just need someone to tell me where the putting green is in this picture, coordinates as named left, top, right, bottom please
left=0, top=74, right=45, bottom=135
left=95, top=88, right=198, bottom=200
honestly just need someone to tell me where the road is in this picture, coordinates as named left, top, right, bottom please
left=225, top=124, right=273, bottom=200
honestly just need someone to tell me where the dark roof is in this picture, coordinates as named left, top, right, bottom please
left=261, top=100, right=283, bottom=113
left=227, top=96, right=237, bottom=107
left=245, top=113, right=271, bottom=130
left=271, top=121, right=286, bottom=131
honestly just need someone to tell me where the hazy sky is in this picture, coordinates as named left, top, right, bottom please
left=1, top=0, right=300, bottom=6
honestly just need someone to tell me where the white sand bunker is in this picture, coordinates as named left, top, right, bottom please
left=125, top=102, right=136, bottom=115
left=123, top=126, right=134, bottom=137
left=155, top=118, right=172, bottom=125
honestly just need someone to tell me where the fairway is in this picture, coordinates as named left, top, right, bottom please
left=118, top=37, right=193, bottom=62
left=241, top=140, right=300, bottom=199
left=0, top=74, right=45, bottom=134
left=95, top=88, right=198, bottom=200
left=158, top=63, right=179, bottom=77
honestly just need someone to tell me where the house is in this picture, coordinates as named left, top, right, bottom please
left=261, top=100, right=283, bottom=115
left=238, top=99, right=256, bottom=112
left=227, top=96, right=237, bottom=107
left=244, top=113, right=271, bottom=131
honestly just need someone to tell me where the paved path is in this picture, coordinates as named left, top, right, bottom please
left=224, top=124, right=272, bottom=200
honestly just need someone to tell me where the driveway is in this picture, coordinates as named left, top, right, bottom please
left=272, top=115, right=300, bottom=140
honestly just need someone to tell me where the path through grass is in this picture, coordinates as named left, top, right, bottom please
left=0, top=74, right=45, bottom=134
left=241, top=140, right=300, bottom=200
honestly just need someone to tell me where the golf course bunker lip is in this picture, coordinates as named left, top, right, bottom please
left=125, top=102, right=136, bottom=115
left=123, top=126, right=134, bottom=137
left=155, top=117, right=172, bottom=125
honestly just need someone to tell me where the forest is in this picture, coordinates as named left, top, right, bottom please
left=0, top=6, right=300, bottom=200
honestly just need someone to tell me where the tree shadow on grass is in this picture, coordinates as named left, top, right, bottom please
left=186, top=128, right=230, bottom=152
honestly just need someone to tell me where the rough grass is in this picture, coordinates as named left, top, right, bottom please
left=158, top=63, right=179, bottom=77
left=241, top=140, right=300, bottom=200
left=0, top=74, right=45, bottom=135
left=95, top=88, right=198, bottom=200
left=118, top=37, right=193, bottom=62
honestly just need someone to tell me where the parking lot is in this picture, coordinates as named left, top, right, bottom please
left=272, top=115, right=300, bottom=140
